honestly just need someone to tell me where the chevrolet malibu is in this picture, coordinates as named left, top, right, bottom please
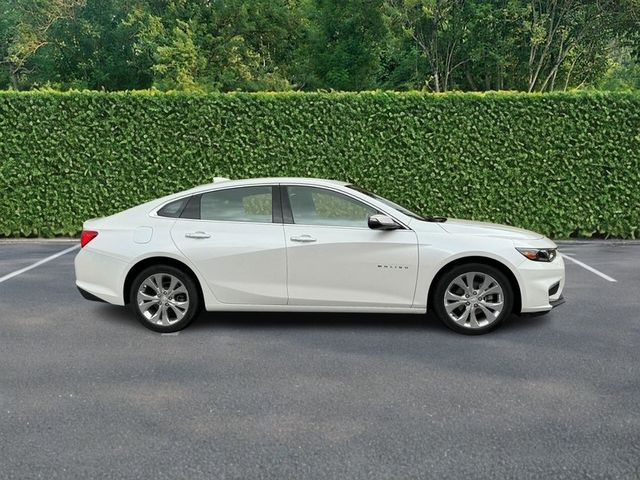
left=75, top=177, right=565, bottom=334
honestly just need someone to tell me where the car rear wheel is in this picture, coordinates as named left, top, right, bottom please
left=432, top=263, right=513, bottom=335
left=130, top=265, right=200, bottom=333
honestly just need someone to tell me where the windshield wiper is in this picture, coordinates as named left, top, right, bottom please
left=422, top=215, right=447, bottom=222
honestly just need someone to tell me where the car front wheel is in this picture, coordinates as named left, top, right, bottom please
left=432, top=263, right=513, bottom=335
left=130, top=265, right=200, bottom=333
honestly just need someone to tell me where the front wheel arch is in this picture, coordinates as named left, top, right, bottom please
left=427, top=256, right=522, bottom=315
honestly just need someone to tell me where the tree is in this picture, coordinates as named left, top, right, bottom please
left=383, top=0, right=640, bottom=92
left=41, top=0, right=158, bottom=90
left=1, top=0, right=84, bottom=89
left=454, top=1, right=530, bottom=91
left=384, top=0, right=469, bottom=92
left=153, top=20, right=204, bottom=90
left=524, top=0, right=635, bottom=92
left=145, top=0, right=304, bottom=91
left=0, top=0, right=638, bottom=92
left=303, top=0, right=387, bottom=90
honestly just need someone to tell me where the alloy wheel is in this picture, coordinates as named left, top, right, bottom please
left=443, top=271, right=505, bottom=329
left=136, top=273, right=190, bottom=326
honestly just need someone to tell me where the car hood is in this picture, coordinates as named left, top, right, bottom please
left=436, top=218, right=544, bottom=240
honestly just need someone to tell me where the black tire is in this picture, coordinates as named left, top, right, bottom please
left=129, top=264, right=201, bottom=333
left=432, top=263, right=514, bottom=335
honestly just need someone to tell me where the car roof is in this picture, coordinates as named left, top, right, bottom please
left=187, top=177, right=349, bottom=194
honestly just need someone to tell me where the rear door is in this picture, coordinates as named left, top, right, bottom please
left=170, top=185, right=287, bottom=305
left=282, top=185, right=419, bottom=308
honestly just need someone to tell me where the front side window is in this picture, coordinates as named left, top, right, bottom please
left=200, top=186, right=273, bottom=223
left=347, top=185, right=424, bottom=220
left=286, top=186, right=377, bottom=228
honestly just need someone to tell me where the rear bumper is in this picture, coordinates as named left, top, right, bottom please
left=75, top=247, right=128, bottom=305
left=77, top=286, right=107, bottom=303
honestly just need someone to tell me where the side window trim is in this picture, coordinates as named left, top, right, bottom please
left=282, top=184, right=380, bottom=229
left=154, top=183, right=409, bottom=228
left=170, top=185, right=276, bottom=224
left=272, top=185, right=284, bottom=224
left=280, top=183, right=409, bottom=230
left=280, top=185, right=294, bottom=224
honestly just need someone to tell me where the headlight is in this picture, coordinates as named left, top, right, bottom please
left=516, top=247, right=557, bottom=262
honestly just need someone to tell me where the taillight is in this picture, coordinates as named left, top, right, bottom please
left=80, top=230, right=98, bottom=248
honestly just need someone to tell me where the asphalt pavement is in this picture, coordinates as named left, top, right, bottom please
left=0, top=239, right=639, bottom=479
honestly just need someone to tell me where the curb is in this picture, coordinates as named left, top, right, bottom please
left=0, top=238, right=78, bottom=244
left=556, top=240, right=640, bottom=246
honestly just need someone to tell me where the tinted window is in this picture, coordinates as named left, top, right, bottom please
left=200, top=186, right=273, bottom=223
left=157, top=198, right=187, bottom=218
left=180, top=195, right=201, bottom=219
left=286, top=186, right=377, bottom=228
left=347, top=185, right=424, bottom=220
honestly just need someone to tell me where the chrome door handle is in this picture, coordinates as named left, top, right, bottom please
left=290, top=234, right=317, bottom=243
left=185, top=231, right=211, bottom=239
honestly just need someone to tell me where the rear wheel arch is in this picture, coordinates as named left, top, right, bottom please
left=427, top=256, right=522, bottom=314
left=123, top=256, right=205, bottom=307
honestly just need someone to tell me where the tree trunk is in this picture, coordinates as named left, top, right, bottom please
left=464, top=68, right=477, bottom=90
left=433, top=71, right=441, bottom=92
left=9, top=65, right=19, bottom=90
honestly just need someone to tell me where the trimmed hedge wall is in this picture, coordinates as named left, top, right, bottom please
left=0, top=91, right=639, bottom=238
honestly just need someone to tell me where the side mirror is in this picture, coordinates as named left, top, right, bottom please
left=368, top=214, right=401, bottom=230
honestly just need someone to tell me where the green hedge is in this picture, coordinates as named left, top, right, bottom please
left=0, top=91, right=639, bottom=238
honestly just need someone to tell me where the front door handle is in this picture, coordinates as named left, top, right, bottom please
left=290, top=234, right=317, bottom=243
left=185, top=231, right=211, bottom=239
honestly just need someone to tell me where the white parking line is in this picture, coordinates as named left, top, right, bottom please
left=561, top=253, right=617, bottom=283
left=0, top=244, right=80, bottom=285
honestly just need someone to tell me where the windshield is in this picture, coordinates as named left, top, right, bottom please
left=347, top=185, right=425, bottom=220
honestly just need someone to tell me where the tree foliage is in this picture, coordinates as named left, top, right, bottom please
left=0, top=0, right=638, bottom=91
left=303, top=0, right=386, bottom=90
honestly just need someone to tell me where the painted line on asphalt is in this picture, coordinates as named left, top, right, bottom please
left=0, top=245, right=80, bottom=285
left=561, top=253, right=617, bottom=283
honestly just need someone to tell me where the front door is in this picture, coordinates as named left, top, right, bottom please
left=282, top=185, right=419, bottom=307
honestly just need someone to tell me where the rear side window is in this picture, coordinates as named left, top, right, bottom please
left=157, top=198, right=188, bottom=218
left=200, top=186, right=273, bottom=223
left=180, top=195, right=201, bottom=219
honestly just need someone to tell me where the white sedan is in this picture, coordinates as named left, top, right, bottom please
left=75, top=177, right=565, bottom=334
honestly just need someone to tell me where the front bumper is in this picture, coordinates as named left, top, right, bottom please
left=517, top=254, right=566, bottom=313
left=519, top=294, right=565, bottom=317
left=549, top=295, right=566, bottom=308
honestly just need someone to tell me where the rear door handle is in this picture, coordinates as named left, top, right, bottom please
left=290, top=234, right=317, bottom=243
left=185, top=231, right=211, bottom=239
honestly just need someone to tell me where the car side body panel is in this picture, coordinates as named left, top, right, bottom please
left=284, top=224, right=419, bottom=307
left=170, top=219, right=288, bottom=305
left=75, top=177, right=565, bottom=316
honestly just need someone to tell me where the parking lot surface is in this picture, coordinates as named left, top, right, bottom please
left=1, top=240, right=639, bottom=479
